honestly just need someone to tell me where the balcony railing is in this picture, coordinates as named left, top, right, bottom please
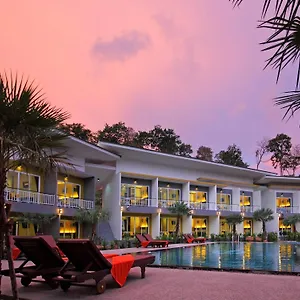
left=5, top=188, right=56, bottom=206
left=121, top=197, right=151, bottom=207
left=276, top=206, right=299, bottom=214
left=57, top=198, right=94, bottom=210
left=189, top=202, right=210, bottom=210
left=158, top=199, right=184, bottom=208
left=217, top=203, right=240, bottom=212
left=240, top=205, right=261, bottom=213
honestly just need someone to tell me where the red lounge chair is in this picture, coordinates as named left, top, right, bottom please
left=143, top=233, right=169, bottom=247
left=136, top=234, right=168, bottom=248
left=184, top=234, right=206, bottom=243
left=55, top=239, right=155, bottom=294
left=9, top=235, right=22, bottom=260
left=1, top=236, right=66, bottom=288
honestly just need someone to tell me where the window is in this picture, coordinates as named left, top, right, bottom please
left=190, top=191, right=207, bottom=203
left=220, top=219, right=230, bottom=234
left=244, top=219, right=252, bottom=235
left=122, top=215, right=150, bottom=237
left=240, top=194, right=251, bottom=207
left=59, top=219, right=79, bottom=239
left=160, top=217, right=178, bottom=235
left=217, top=193, right=231, bottom=205
left=276, top=195, right=291, bottom=208
left=121, top=184, right=149, bottom=200
left=159, top=188, right=181, bottom=201
left=57, top=180, right=81, bottom=199
left=192, top=218, right=208, bottom=237
left=6, top=170, right=40, bottom=192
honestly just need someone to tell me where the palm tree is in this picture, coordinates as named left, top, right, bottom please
left=168, top=201, right=190, bottom=238
left=0, top=73, right=70, bottom=299
left=283, top=214, right=300, bottom=233
left=74, top=208, right=110, bottom=241
left=253, top=208, right=274, bottom=240
left=230, top=1, right=300, bottom=119
left=225, top=214, right=243, bottom=238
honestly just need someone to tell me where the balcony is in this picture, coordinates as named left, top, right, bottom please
left=217, top=203, right=240, bottom=212
left=189, top=202, right=210, bottom=210
left=240, top=205, right=261, bottom=213
left=57, top=198, right=94, bottom=210
left=158, top=199, right=182, bottom=208
left=5, top=188, right=94, bottom=210
left=121, top=197, right=151, bottom=207
left=5, top=188, right=56, bottom=206
left=276, top=206, right=299, bottom=214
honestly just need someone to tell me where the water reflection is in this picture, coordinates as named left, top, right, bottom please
left=153, top=242, right=300, bottom=272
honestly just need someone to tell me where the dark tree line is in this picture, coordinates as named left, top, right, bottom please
left=255, top=133, right=300, bottom=176
left=58, top=122, right=249, bottom=168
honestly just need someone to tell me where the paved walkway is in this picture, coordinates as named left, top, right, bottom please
left=2, top=259, right=300, bottom=300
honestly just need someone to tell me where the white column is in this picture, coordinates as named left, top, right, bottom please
left=151, top=178, right=158, bottom=207
left=293, top=191, right=300, bottom=213
left=182, top=215, right=192, bottom=234
left=253, top=221, right=262, bottom=234
left=103, top=172, right=122, bottom=239
left=182, top=182, right=190, bottom=204
left=253, top=190, right=262, bottom=211
left=209, top=215, right=220, bottom=235
left=151, top=212, right=160, bottom=238
left=209, top=185, right=217, bottom=210
left=261, top=189, right=278, bottom=233
left=236, top=222, right=244, bottom=235
left=232, top=187, right=241, bottom=212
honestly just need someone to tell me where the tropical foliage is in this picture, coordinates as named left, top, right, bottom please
left=283, top=214, right=300, bottom=232
left=230, top=1, right=300, bottom=118
left=0, top=72, right=70, bottom=299
left=225, top=214, right=243, bottom=235
left=167, top=201, right=190, bottom=238
left=74, top=208, right=110, bottom=241
left=215, top=144, right=249, bottom=167
left=253, top=208, right=274, bottom=240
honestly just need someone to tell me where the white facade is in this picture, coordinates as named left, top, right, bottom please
left=97, top=142, right=300, bottom=240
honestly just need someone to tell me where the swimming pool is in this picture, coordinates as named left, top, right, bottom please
left=151, top=242, right=300, bottom=273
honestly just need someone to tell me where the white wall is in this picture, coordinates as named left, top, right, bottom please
left=261, top=189, right=278, bottom=232
left=151, top=178, right=158, bottom=207
left=209, top=185, right=217, bottom=210
left=209, top=216, right=219, bottom=235
left=151, top=213, right=160, bottom=238
left=182, top=215, right=192, bottom=233
left=253, top=190, right=262, bottom=210
left=182, top=182, right=190, bottom=203
left=102, top=172, right=122, bottom=239
left=293, top=191, right=300, bottom=213
left=232, top=187, right=241, bottom=212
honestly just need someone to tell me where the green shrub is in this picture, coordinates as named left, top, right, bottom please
left=267, top=232, right=278, bottom=242
left=210, top=234, right=215, bottom=241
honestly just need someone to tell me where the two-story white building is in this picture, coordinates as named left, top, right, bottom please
left=5, top=137, right=300, bottom=240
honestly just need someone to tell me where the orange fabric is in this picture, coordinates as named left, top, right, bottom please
left=103, top=253, right=119, bottom=259
left=187, top=238, right=193, bottom=244
left=12, top=248, right=21, bottom=260
left=110, top=254, right=134, bottom=287
left=141, top=241, right=150, bottom=248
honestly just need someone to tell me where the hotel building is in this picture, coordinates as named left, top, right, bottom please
left=5, top=137, right=300, bottom=239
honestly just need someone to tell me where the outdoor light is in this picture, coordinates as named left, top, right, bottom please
left=241, top=212, right=245, bottom=217
left=58, top=208, right=63, bottom=215
left=216, top=210, right=221, bottom=216
left=97, top=178, right=100, bottom=182
left=167, top=183, right=170, bottom=188
left=64, top=176, right=68, bottom=182
left=195, top=187, right=198, bottom=191
left=157, top=208, right=162, bottom=214
left=126, top=205, right=130, bottom=211
left=121, top=206, right=124, bottom=212
left=133, top=179, right=137, bottom=184
left=189, top=209, right=194, bottom=215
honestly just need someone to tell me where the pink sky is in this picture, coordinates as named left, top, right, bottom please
left=0, top=1, right=299, bottom=172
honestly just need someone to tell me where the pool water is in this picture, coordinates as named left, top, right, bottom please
left=151, top=242, right=300, bottom=272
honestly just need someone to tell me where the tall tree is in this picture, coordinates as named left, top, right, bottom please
left=283, top=214, right=300, bottom=233
left=225, top=214, right=243, bottom=238
left=0, top=73, right=70, bottom=299
left=168, top=201, right=190, bottom=238
left=178, top=143, right=193, bottom=157
left=215, top=144, right=249, bottom=167
left=97, top=122, right=137, bottom=145
left=196, top=146, right=213, bottom=161
left=266, top=133, right=292, bottom=175
left=230, top=1, right=300, bottom=118
left=255, top=137, right=269, bottom=169
left=253, top=208, right=274, bottom=240
left=281, top=144, right=300, bottom=176
left=58, top=123, right=96, bottom=143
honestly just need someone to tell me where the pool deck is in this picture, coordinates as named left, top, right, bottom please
left=2, top=258, right=300, bottom=300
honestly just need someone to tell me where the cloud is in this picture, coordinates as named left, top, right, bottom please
left=92, top=31, right=151, bottom=61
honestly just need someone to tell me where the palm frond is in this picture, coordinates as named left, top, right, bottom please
left=258, top=16, right=300, bottom=87
left=229, top=0, right=300, bottom=21
left=275, top=90, right=300, bottom=119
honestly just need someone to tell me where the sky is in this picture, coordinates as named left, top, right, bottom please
left=0, top=0, right=299, bottom=172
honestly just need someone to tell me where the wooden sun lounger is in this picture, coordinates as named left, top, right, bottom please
left=183, top=233, right=206, bottom=243
left=1, top=236, right=66, bottom=289
left=136, top=234, right=168, bottom=248
left=143, top=234, right=169, bottom=247
left=55, top=239, right=155, bottom=294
